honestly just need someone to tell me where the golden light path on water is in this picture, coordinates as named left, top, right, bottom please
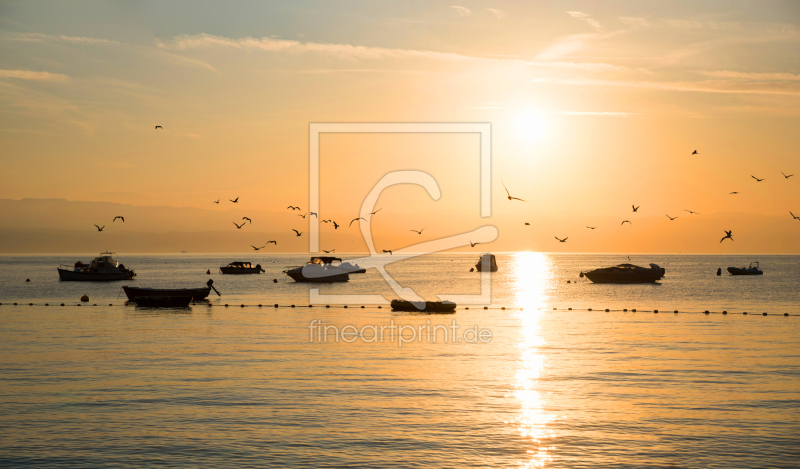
left=512, top=252, right=556, bottom=468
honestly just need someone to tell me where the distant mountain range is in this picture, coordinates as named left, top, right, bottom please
left=0, top=198, right=797, bottom=253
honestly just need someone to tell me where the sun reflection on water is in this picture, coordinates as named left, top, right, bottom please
left=512, top=252, right=555, bottom=468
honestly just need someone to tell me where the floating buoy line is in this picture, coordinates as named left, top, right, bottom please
left=0, top=301, right=793, bottom=316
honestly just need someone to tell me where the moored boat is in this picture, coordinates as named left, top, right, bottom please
left=475, top=254, right=498, bottom=272
left=122, top=279, right=220, bottom=301
left=390, top=299, right=457, bottom=313
left=220, top=261, right=264, bottom=274
left=286, top=257, right=349, bottom=283
left=580, top=263, right=665, bottom=284
left=727, top=262, right=763, bottom=276
left=341, top=261, right=367, bottom=274
left=57, top=252, right=136, bottom=281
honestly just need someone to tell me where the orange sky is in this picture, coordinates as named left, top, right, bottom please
left=0, top=1, right=798, bottom=252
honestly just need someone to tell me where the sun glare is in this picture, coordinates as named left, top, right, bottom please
left=515, top=111, right=549, bottom=142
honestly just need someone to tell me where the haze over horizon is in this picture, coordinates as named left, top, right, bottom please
left=1, top=1, right=798, bottom=253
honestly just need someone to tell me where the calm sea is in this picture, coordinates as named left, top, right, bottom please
left=1, top=253, right=798, bottom=468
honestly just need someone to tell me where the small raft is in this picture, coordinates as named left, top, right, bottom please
left=391, top=299, right=457, bottom=313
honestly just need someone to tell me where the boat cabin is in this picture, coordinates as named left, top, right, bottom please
left=309, top=257, right=342, bottom=265
left=226, top=262, right=254, bottom=269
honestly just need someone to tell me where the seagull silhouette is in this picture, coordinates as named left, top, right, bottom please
left=720, top=230, right=733, bottom=243
left=382, top=250, right=392, bottom=255
left=730, top=191, right=739, bottom=194
left=309, top=212, right=318, bottom=218
left=502, top=181, right=525, bottom=201
left=94, top=225, right=105, bottom=232
left=321, top=219, right=330, bottom=223
left=230, top=197, right=239, bottom=203
left=790, top=212, right=800, bottom=220
left=251, top=245, right=265, bottom=251
left=410, top=228, right=426, bottom=234
left=213, top=200, right=219, bottom=204
left=322, top=249, right=335, bottom=253
left=684, top=209, right=698, bottom=215
left=242, top=217, right=252, bottom=223
left=621, top=220, right=632, bottom=225
left=524, top=222, right=530, bottom=225
left=155, top=125, right=162, bottom=130
left=469, top=241, right=480, bottom=247
left=692, top=150, right=697, bottom=155
left=287, top=206, right=301, bottom=210
left=332, top=221, right=339, bottom=229
left=233, top=222, right=245, bottom=229
left=113, top=216, right=124, bottom=222
left=292, top=229, right=303, bottom=236
left=555, top=236, right=568, bottom=243
left=349, top=217, right=366, bottom=227
left=782, top=172, right=794, bottom=179
left=298, top=213, right=307, bottom=218
left=266, top=240, right=278, bottom=245
left=751, top=176, right=764, bottom=182
left=632, top=205, right=640, bottom=212
left=369, top=208, right=382, bottom=216
left=666, top=214, right=678, bottom=221
left=586, top=226, right=597, bottom=229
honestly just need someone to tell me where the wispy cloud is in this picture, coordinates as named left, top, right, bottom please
left=3, top=32, right=121, bottom=46
left=566, top=11, right=600, bottom=30
left=700, top=70, right=800, bottom=81
left=450, top=6, right=471, bottom=17
left=531, top=76, right=800, bottom=96
left=549, top=111, right=639, bottom=117
left=0, top=69, right=68, bottom=81
left=487, top=8, right=506, bottom=19
left=619, top=17, right=649, bottom=28
left=534, top=33, right=596, bottom=60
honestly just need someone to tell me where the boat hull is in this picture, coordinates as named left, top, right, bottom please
left=727, top=267, right=763, bottom=276
left=220, top=267, right=262, bottom=274
left=58, top=268, right=135, bottom=281
left=122, top=286, right=211, bottom=301
left=583, top=271, right=661, bottom=283
left=391, top=300, right=457, bottom=313
left=286, top=269, right=349, bottom=283
left=133, top=296, right=193, bottom=307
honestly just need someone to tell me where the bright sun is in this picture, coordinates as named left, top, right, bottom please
left=515, top=111, right=549, bottom=142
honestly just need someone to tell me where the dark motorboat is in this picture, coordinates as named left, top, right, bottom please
left=220, top=261, right=264, bottom=274
left=390, top=299, right=457, bottom=313
left=580, top=263, right=665, bottom=284
left=285, top=257, right=349, bottom=283
left=122, top=279, right=221, bottom=301
left=57, top=252, right=135, bottom=281
left=133, top=296, right=193, bottom=307
left=727, top=261, right=763, bottom=276
left=475, top=254, right=498, bottom=272
left=341, top=261, right=367, bottom=274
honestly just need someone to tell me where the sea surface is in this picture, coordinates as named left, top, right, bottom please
left=0, top=253, right=798, bottom=468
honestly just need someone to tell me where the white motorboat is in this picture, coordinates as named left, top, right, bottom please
left=57, top=252, right=136, bottom=281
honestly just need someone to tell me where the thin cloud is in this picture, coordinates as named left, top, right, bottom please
left=534, top=33, right=596, bottom=60
left=4, top=32, right=121, bottom=46
left=451, top=6, right=471, bottom=17
left=550, top=111, right=639, bottom=117
left=619, top=17, right=649, bottom=28
left=531, top=76, right=800, bottom=96
left=700, top=70, right=800, bottom=81
left=566, top=11, right=600, bottom=30
left=0, top=69, right=68, bottom=81
left=487, top=8, right=506, bottom=19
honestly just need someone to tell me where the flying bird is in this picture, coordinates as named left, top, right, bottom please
left=382, top=250, right=393, bottom=255
left=251, top=245, right=265, bottom=251
left=730, top=191, right=739, bottom=195
left=555, top=236, right=568, bottom=243
left=790, top=212, right=800, bottom=220
left=309, top=212, right=318, bottom=218
left=213, top=200, right=219, bottom=204
left=233, top=222, right=245, bottom=229
left=113, top=216, right=124, bottom=222
left=155, top=125, right=162, bottom=130
left=369, top=208, right=382, bottom=216
left=266, top=240, right=278, bottom=245
left=469, top=241, right=480, bottom=247
left=720, top=230, right=733, bottom=243
left=332, top=221, right=339, bottom=229
left=621, top=220, right=632, bottom=225
left=230, top=197, right=239, bottom=203
left=410, top=228, right=426, bottom=235
left=94, top=225, right=105, bottom=232
left=632, top=205, right=640, bottom=212
left=321, top=219, right=330, bottom=223
left=666, top=214, right=678, bottom=221
left=322, top=249, right=335, bottom=253
left=782, top=172, right=794, bottom=179
left=502, top=181, right=525, bottom=201
left=751, top=176, right=764, bottom=182
left=524, top=222, right=530, bottom=225
left=292, top=229, right=303, bottom=236
left=692, top=150, right=697, bottom=155
left=586, top=226, right=597, bottom=229
left=287, top=206, right=301, bottom=211
left=684, top=209, right=698, bottom=215
left=349, top=217, right=366, bottom=227
left=242, top=217, right=252, bottom=223
left=298, top=213, right=307, bottom=218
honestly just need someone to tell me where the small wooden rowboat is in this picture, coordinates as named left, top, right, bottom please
left=390, top=300, right=457, bottom=313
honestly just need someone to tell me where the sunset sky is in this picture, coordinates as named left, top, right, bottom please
left=1, top=1, right=798, bottom=252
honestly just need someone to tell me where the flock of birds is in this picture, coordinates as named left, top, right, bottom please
left=93, top=136, right=796, bottom=251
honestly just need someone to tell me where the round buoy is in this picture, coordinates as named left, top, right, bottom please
left=553, top=307, right=557, bottom=311
left=567, top=280, right=571, bottom=284
left=704, top=310, right=709, bottom=314
left=674, top=310, right=678, bottom=314
left=109, top=304, right=112, bottom=306
left=784, top=313, right=789, bottom=316
left=45, top=303, right=48, bottom=306
left=623, top=309, right=627, bottom=312
left=632, top=309, right=636, bottom=312
left=274, top=304, right=278, bottom=308
left=93, top=304, right=97, bottom=306
left=588, top=308, right=592, bottom=311
left=240, top=304, right=244, bottom=308
left=206, top=269, right=211, bottom=275
left=743, top=312, right=747, bottom=315
left=360, top=305, right=365, bottom=309
left=258, top=304, right=262, bottom=307
left=14, top=303, right=18, bottom=305
left=225, top=304, right=229, bottom=307
left=501, top=307, right=506, bottom=310
left=723, top=311, right=728, bottom=314
left=484, top=306, right=488, bottom=310
left=273, top=279, right=278, bottom=283
left=76, top=304, right=80, bottom=306
left=25, top=279, right=30, bottom=282
left=378, top=306, right=382, bottom=309
left=30, top=303, right=33, bottom=306
left=654, top=310, right=659, bottom=314
left=519, top=307, right=523, bottom=311
left=763, top=312, right=767, bottom=316
left=568, top=307, right=572, bottom=311
left=80, top=295, right=90, bottom=302
left=605, top=309, right=609, bottom=312
left=343, top=305, right=348, bottom=309
left=291, top=305, right=295, bottom=308
left=61, top=303, right=65, bottom=306
left=465, top=307, right=469, bottom=310
left=326, top=305, right=330, bottom=308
